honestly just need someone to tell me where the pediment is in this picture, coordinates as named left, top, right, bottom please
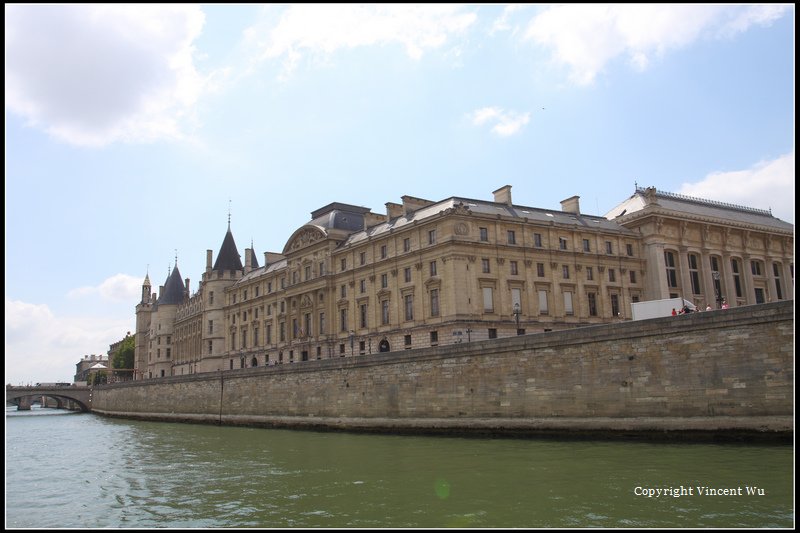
left=283, top=226, right=328, bottom=254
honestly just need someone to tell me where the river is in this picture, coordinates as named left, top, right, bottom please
left=5, top=406, right=794, bottom=528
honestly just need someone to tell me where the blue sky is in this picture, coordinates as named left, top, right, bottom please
left=5, top=4, right=795, bottom=385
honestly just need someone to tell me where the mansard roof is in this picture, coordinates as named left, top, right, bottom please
left=213, top=226, right=243, bottom=271
left=605, top=187, right=793, bottom=232
left=157, top=265, right=185, bottom=306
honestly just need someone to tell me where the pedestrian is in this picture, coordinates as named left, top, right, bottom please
left=721, top=300, right=729, bottom=309
left=671, top=308, right=677, bottom=316
left=705, top=304, right=712, bottom=311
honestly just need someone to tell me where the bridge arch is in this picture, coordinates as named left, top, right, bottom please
left=6, top=386, right=92, bottom=412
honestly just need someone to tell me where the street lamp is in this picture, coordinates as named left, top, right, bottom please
left=711, top=271, right=723, bottom=309
left=513, top=303, right=521, bottom=334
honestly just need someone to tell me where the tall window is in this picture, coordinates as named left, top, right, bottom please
left=360, top=252, right=366, bottom=265
left=208, top=320, right=213, bottom=334
left=510, top=261, right=518, bottom=275
left=751, top=260, right=763, bottom=276
left=430, top=289, right=439, bottom=317
left=428, top=229, right=436, bottom=245
left=341, top=258, right=347, bottom=271
left=508, top=230, right=516, bottom=244
left=559, top=237, right=568, bottom=250
left=253, top=327, right=259, bottom=346
left=608, top=269, right=616, bottom=283
left=341, top=284, right=347, bottom=298
left=586, top=267, right=593, bottom=281
left=732, top=258, right=743, bottom=298
left=404, top=294, right=414, bottom=321
left=773, top=262, right=783, bottom=300
left=665, top=251, right=678, bottom=288
left=381, top=273, right=388, bottom=288
left=564, top=291, right=574, bottom=315
left=611, top=294, right=620, bottom=317
left=538, top=290, right=548, bottom=314
left=380, top=245, right=387, bottom=259
left=266, top=325, right=272, bottom=345
left=403, top=238, right=411, bottom=252
left=511, top=288, right=522, bottom=310
left=480, top=227, right=488, bottom=241
left=583, top=239, right=590, bottom=252
left=482, top=258, right=491, bottom=273
left=305, top=313, right=312, bottom=337
left=689, top=254, right=701, bottom=295
left=629, top=270, right=636, bottom=284
left=562, top=265, right=569, bottom=279
left=360, top=304, right=368, bottom=328
left=381, top=300, right=390, bottom=325
left=340, top=309, right=348, bottom=332
left=360, top=279, right=366, bottom=293
left=429, top=261, right=437, bottom=276
left=209, top=291, right=214, bottom=305
left=537, top=263, right=545, bottom=277
left=626, top=244, right=634, bottom=256
left=534, top=233, right=543, bottom=247
left=605, top=241, right=613, bottom=254
left=404, top=267, right=412, bottom=282
left=319, top=312, right=325, bottom=335
left=305, top=265, right=311, bottom=280
left=280, top=322, right=285, bottom=342
left=482, top=287, right=494, bottom=312
left=587, top=293, right=598, bottom=316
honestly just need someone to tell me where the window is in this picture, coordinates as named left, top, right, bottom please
left=266, top=325, right=272, bottom=345
left=319, top=312, right=325, bottom=334
left=665, top=251, right=678, bottom=288
left=608, top=269, right=616, bottom=283
left=480, top=227, right=488, bottom=241
left=340, top=309, right=348, bottom=332
left=381, top=273, right=388, bottom=288
left=588, top=293, right=598, bottom=316
left=403, top=238, right=411, bottom=252
left=360, top=304, right=368, bottom=329
left=360, top=252, right=366, bottom=265
left=359, top=341, right=366, bottom=355
left=611, top=294, right=620, bottom=317
left=538, top=290, right=549, bottom=314
left=232, top=294, right=237, bottom=304
left=626, top=244, right=634, bottom=257
left=537, top=263, right=545, bottom=277
left=341, top=285, right=347, bottom=298
left=404, top=335, right=412, bottom=347
left=255, top=307, right=259, bottom=319
left=360, top=279, right=366, bottom=293
left=381, top=300, right=390, bottom=325
left=586, top=267, right=593, bottom=281
left=231, top=332, right=236, bottom=350
left=562, top=265, right=569, bottom=279
left=482, top=258, right=491, bottom=273
left=773, top=262, right=783, bottom=300
left=244, top=290, right=248, bottom=300
left=319, top=262, right=326, bottom=276
left=341, top=258, right=347, bottom=271
left=292, top=319, right=298, bottom=339
left=404, top=294, right=414, bottom=321
left=430, top=261, right=437, bottom=276
left=305, top=313, right=312, bottom=337
left=732, top=258, right=743, bottom=298
left=209, top=291, right=214, bottom=305
left=166, top=348, right=171, bottom=359
left=428, top=229, right=437, bottom=245
left=268, top=282, right=273, bottom=293
left=255, top=286, right=260, bottom=297
left=508, top=230, right=516, bottom=244
left=381, top=245, right=387, bottom=259
left=559, top=237, right=568, bottom=250
left=605, top=241, right=613, bottom=254
left=280, top=301, right=285, bottom=313
left=488, top=328, right=497, bottom=339
left=751, top=260, right=763, bottom=276
left=430, top=331, right=438, bottom=345
left=689, top=254, right=701, bottom=295
left=404, top=267, right=412, bottom=283
left=583, top=239, right=590, bottom=252
left=279, top=322, right=285, bottom=342
left=534, top=233, right=543, bottom=247
left=253, top=327, right=259, bottom=346
left=564, top=292, right=574, bottom=315
left=510, top=261, right=518, bottom=275
left=430, top=289, right=440, bottom=317
left=629, top=270, right=637, bottom=284
left=208, top=320, right=213, bottom=334
left=482, top=287, right=494, bottom=312
left=208, top=340, right=213, bottom=355
left=511, top=288, right=521, bottom=309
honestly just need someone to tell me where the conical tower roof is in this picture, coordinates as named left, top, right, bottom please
left=213, top=226, right=243, bottom=271
left=157, top=265, right=185, bottom=305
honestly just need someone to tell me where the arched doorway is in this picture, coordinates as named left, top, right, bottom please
left=378, top=339, right=390, bottom=353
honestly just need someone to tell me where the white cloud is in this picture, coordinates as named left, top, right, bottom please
left=5, top=299, right=132, bottom=385
left=67, top=274, right=143, bottom=303
left=247, top=5, right=477, bottom=78
left=677, top=152, right=795, bottom=224
left=470, top=106, right=530, bottom=137
left=524, top=5, right=790, bottom=85
left=5, top=5, right=207, bottom=147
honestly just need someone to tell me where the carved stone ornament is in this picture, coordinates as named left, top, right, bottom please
left=288, top=228, right=323, bottom=251
left=454, top=222, right=469, bottom=235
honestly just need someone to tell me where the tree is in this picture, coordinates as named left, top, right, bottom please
left=88, top=370, right=107, bottom=386
left=112, top=335, right=135, bottom=380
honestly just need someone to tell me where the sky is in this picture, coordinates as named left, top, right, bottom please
left=5, top=4, right=795, bottom=385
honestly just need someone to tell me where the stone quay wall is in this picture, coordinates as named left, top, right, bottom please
left=92, top=301, right=793, bottom=438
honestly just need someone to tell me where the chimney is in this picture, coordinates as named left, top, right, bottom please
left=560, top=195, right=580, bottom=214
left=493, top=185, right=512, bottom=205
left=244, top=248, right=252, bottom=274
left=386, top=202, right=403, bottom=219
left=185, top=278, right=191, bottom=298
left=364, top=211, right=387, bottom=229
left=206, top=250, right=213, bottom=273
left=401, top=195, right=435, bottom=215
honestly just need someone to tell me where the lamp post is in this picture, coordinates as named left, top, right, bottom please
left=711, top=271, right=723, bottom=309
left=513, top=303, right=521, bottom=335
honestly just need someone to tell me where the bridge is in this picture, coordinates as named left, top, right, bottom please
left=6, top=385, right=92, bottom=412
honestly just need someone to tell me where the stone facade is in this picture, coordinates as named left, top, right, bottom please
left=133, top=185, right=793, bottom=381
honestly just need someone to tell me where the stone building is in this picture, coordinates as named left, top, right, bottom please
left=74, top=354, right=109, bottom=383
left=133, top=185, right=793, bottom=380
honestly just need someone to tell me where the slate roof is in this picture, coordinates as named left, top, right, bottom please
left=156, top=265, right=186, bottom=305
left=213, top=227, right=244, bottom=272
